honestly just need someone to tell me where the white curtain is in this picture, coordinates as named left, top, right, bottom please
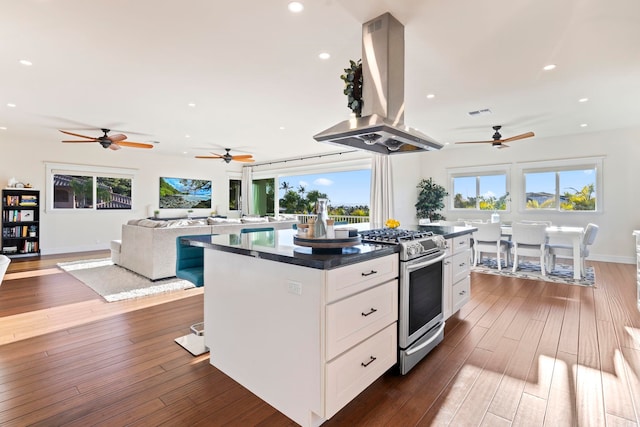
left=370, top=154, right=393, bottom=228
left=241, top=166, right=253, bottom=216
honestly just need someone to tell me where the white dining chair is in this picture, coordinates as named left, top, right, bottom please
left=0, top=255, right=11, bottom=287
left=472, top=222, right=511, bottom=270
left=548, top=223, right=599, bottom=277
left=511, top=222, right=549, bottom=276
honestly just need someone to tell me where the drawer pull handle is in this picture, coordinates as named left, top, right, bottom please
left=361, top=308, right=378, bottom=317
left=459, top=262, right=466, bottom=267
left=459, top=290, right=467, bottom=295
left=361, top=356, right=377, bottom=367
left=361, top=270, right=378, bottom=277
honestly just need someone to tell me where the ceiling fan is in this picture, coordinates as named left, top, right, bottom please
left=59, top=129, right=154, bottom=150
left=195, top=148, right=255, bottom=163
left=454, top=125, right=535, bottom=149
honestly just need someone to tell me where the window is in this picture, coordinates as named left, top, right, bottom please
left=251, top=178, right=275, bottom=216
left=522, top=159, right=600, bottom=211
left=46, top=163, right=136, bottom=212
left=229, top=179, right=241, bottom=211
left=278, top=169, right=371, bottom=216
left=449, top=168, right=509, bottom=211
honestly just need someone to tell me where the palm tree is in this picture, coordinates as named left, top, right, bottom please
left=279, top=181, right=292, bottom=191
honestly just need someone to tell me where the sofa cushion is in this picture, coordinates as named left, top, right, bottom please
left=241, top=216, right=269, bottom=223
left=137, top=219, right=165, bottom=228
left=208, top=217, right=242, bottom=224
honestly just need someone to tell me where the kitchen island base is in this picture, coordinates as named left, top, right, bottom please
left=203, top=249, right=398, bottom=426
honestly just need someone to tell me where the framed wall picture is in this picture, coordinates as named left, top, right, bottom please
left=159, top=177, right=212, bottom=209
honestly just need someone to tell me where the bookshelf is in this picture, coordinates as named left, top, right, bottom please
left=2, top=188, right=40, bottom=257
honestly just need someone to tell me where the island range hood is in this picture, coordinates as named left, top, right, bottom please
left=313, top=12, right=443, bottom=155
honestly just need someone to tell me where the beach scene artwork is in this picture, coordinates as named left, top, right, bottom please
left=159, top=177, right=212, bottom=209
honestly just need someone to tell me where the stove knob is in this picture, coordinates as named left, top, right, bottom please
left=407, top=245, right=417, bottom=256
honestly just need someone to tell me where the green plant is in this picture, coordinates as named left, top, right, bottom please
left=415, top=178, right=448, bottom=221
left=340, top=59, right=363, bottom=117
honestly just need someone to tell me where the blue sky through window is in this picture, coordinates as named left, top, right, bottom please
left=278, top=169, right=370, bottom=206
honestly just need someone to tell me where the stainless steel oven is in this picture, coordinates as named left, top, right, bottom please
left=398, top=251, right=445, bottom=374
left=360, top=229, right=446, bottom=375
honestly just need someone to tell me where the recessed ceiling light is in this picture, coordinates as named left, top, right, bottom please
left=580, top=123, right=588, bottom=127
left=7, top=103, right=16, bottom=108
left=279, top=126, right=286, bottom=130
left=543, top=64, right=556, bottom=71
left=426, top=94, right=435, bottom=99
left=188, top=103, right=196, bottom=107
left=0, top=126, right=6, bottom=130
left=288, top=2, right=304, bottom=13
left=19, top=59, right=32, bottom=66
left=578, top=98, right=589, bottom=103
left=318, top=52, right=330, bottom=60
left=185, top=134, right=190, bottom=138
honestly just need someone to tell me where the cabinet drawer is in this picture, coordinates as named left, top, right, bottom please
left=452, top=275, right=471, bottom=313
left=451, top=250, right=470, bottom=284
left=452, top=235, right=470, bottom=254
left=325, top=323, right=397, bottom=418
left=326, top=280, right=398, bottom=360
left=326, top=254, right=398, bottom=302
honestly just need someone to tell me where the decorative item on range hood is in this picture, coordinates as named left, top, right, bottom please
left=313, top=13, right=443, bottom=155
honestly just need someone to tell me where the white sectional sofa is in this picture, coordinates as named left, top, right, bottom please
left=116, top=216, right=297, bottom=280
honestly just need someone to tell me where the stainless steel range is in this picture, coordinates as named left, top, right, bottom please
left=360, top=228, right=447, bottom=374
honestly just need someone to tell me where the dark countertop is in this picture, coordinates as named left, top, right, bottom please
left=183, top=229, right=398, bottom=270
left=183, top=225, right=475, bottom=270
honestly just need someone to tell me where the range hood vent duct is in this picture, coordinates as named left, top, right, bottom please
left=313, top=13, right=443, bottom=155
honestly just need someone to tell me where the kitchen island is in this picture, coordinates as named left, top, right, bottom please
left=184, top=225, right=474, bottom=426
left=186, top=229, right=400, bottom=427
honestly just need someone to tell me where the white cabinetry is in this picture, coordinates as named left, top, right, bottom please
left=634, top=231, right=640, bottom=312
left=442, top=234, right=471, bottom=319
left=204, top=250, right=398, bottom=427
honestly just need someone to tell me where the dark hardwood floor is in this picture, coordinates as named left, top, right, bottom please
left=0, top=253, right=639, bottom=426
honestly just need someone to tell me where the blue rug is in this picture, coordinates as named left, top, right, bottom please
left=472, top=258, right=595, bottom=287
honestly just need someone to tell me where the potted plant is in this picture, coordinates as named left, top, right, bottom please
left=153, top=210, right=160, bottom=219
left=187, top=209, right=194, bottom=219
left=415, top=178, right=448, bottom=222
left=340, top=59, right=363, bottom=117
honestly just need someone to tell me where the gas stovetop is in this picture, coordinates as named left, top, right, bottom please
left=359, top=228, right=445, bottom=261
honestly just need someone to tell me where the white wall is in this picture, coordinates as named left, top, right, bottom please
left=390, top=127, right=640, bottom=263
left=1, top=138, right=241, bottom=254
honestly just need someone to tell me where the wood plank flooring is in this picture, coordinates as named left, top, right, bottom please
left=0, top=253, right=638, bottom=426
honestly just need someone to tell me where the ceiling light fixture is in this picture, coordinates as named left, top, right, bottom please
left=19, top=59, right=32, bottom=66
left=188, top=103, right=196, bottom=107
left=578, top=98, right=589, bottom=103
left=7, top=103, right=16, bottom=108
left=543, top=64, right=556, bottom=71
left=0, top=126, right=6, bottom=130
left=580, top=123, right=588, bottom=127
left=318, top=52, right=330, bottom=60
left=288, top=2, right=304, bottom=13
left=185, top=134, right=190, bottom=138
left=426, top=94, right=435, bottom=99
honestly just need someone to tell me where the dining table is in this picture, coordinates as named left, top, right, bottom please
left=500, top=225, right=586, bottom=279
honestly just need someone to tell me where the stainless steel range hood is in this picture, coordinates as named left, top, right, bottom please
left=314, top=12, right=443, bottom=154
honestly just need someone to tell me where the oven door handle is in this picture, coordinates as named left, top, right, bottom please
left=405, top=322, right=446, bottom=356
left=405, top=252, right=446, bottom=272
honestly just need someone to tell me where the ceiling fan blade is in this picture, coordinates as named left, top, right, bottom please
left=195, top=155, right=224, bottom=159
left=116, top=141, right=154, bottom=149
left=62, top=140, right=98, bottom=143
left=107, top=133, right=127, bottom=142
left=59, top=129, right=98, bottom=140
left=454, top=140, right=495, bottom=144
left=500, top=131, right=535, bottom=143
left=231, top=155, right=253, bottom=160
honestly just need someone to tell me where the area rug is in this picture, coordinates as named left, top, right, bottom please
left=57, top=258, right=196, bottom=302
left=472, top=258, right=595, bottom=287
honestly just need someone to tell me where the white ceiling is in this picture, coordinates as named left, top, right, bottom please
left=2, top=0, right=639, bottom=163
